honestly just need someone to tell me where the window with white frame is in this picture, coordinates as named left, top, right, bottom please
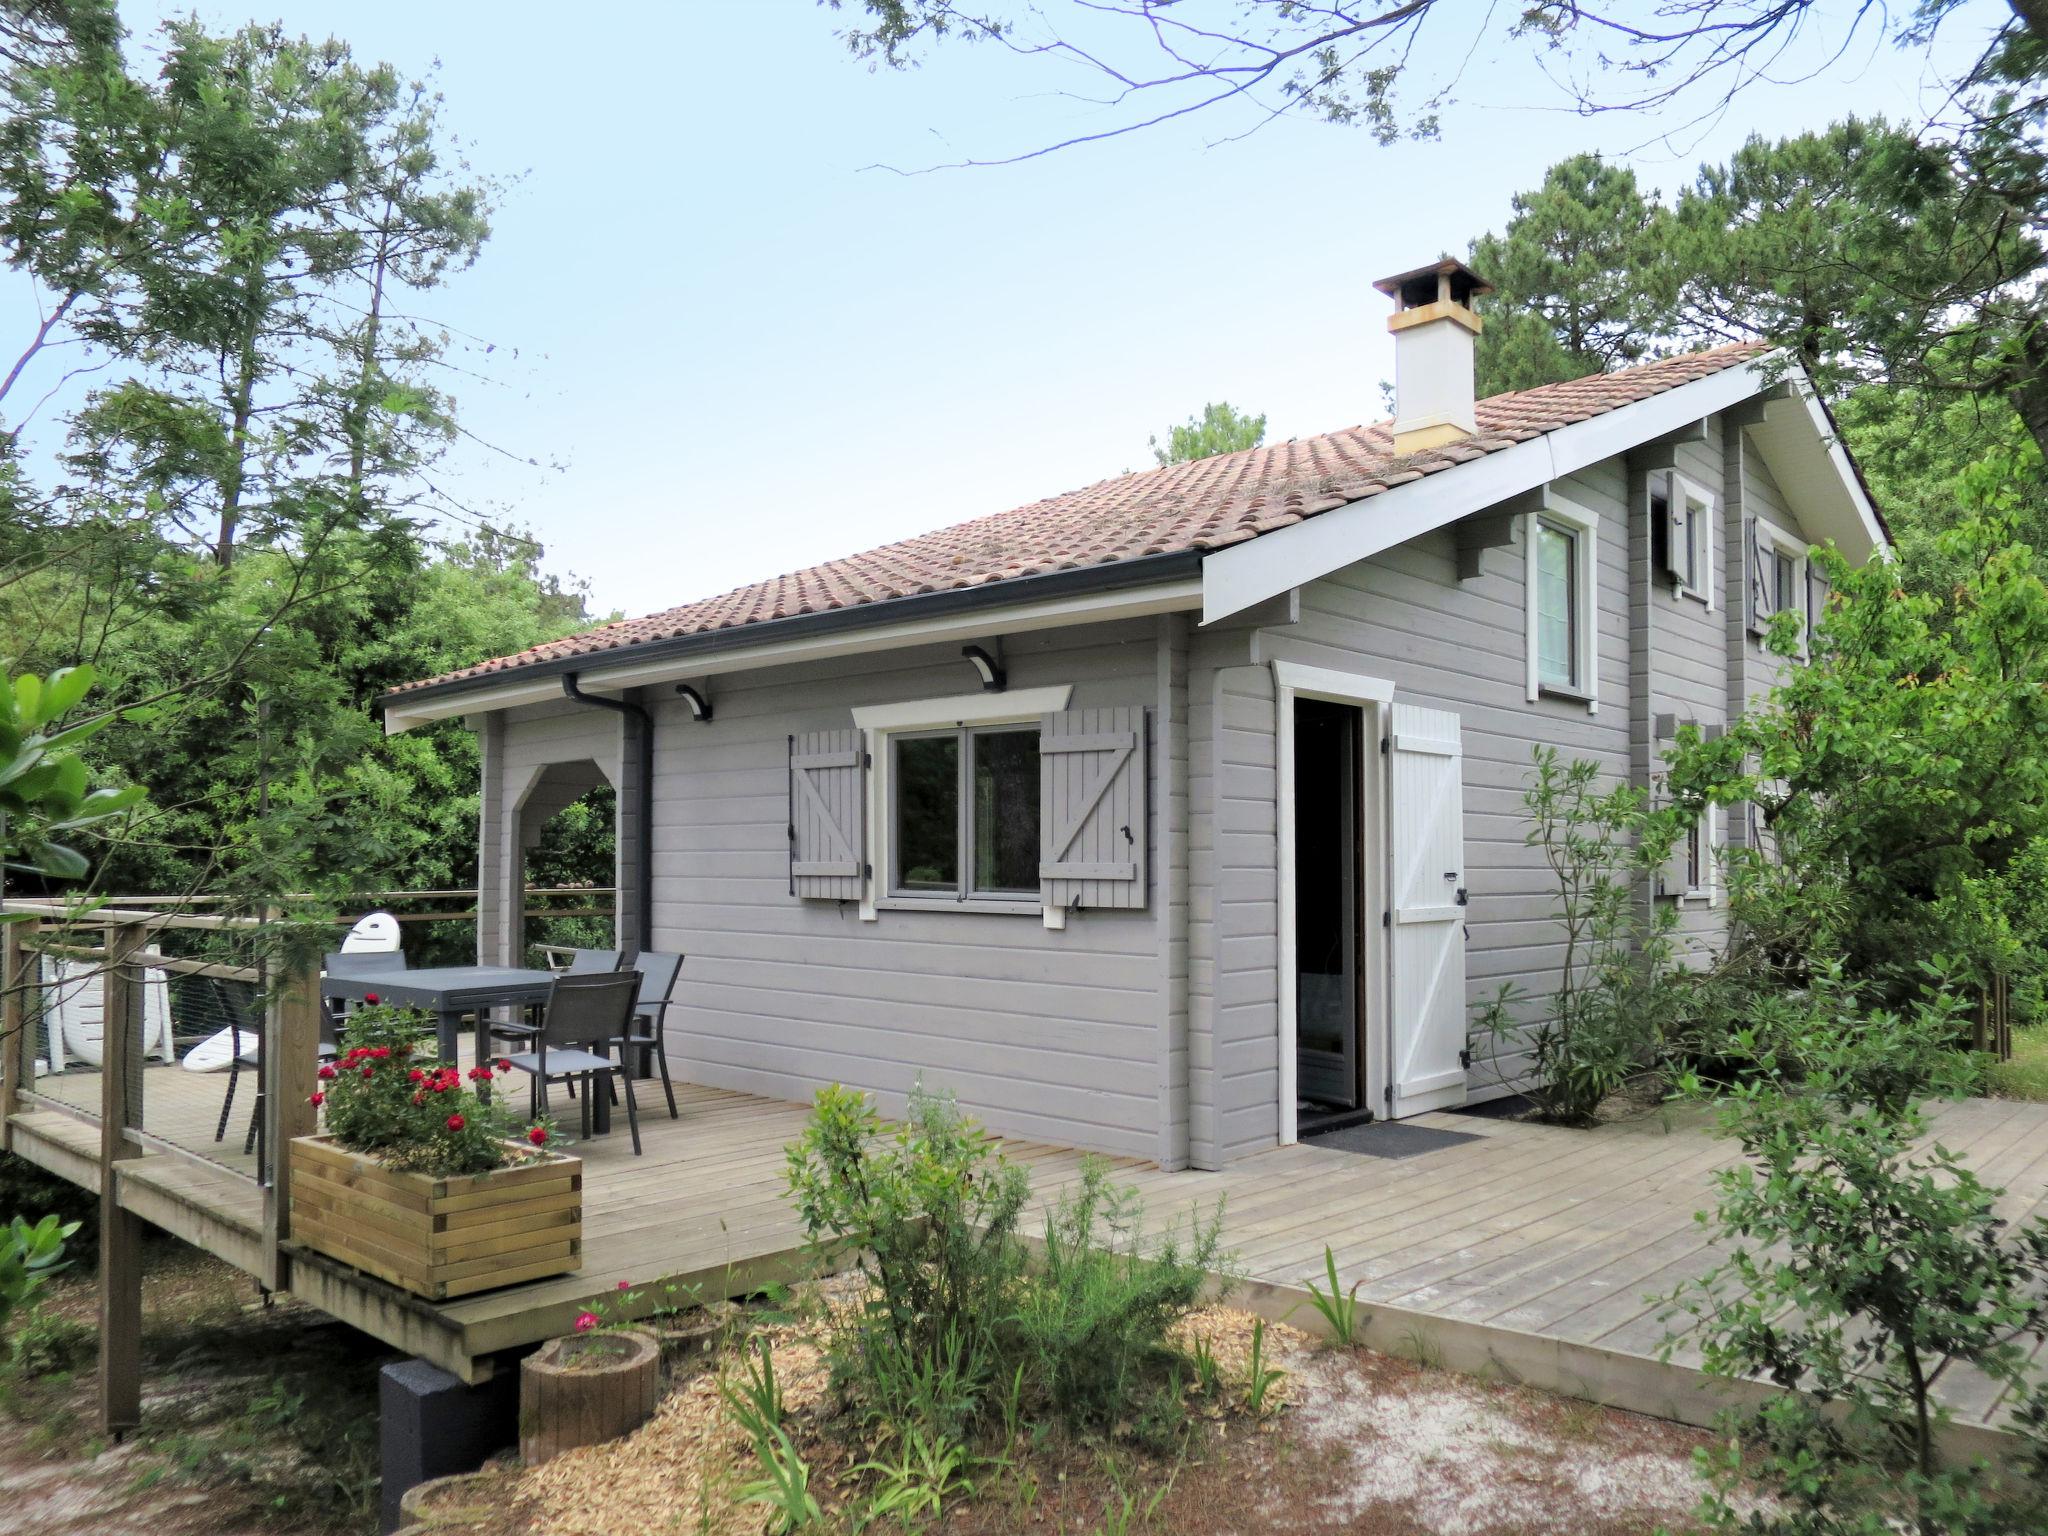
left=845, top=684, right=1074, bottom=918
left=1681, top=805, right=1719, bottom=901
left=1747, top=517, right=1810, bottom=648
left=1525, top=493, right=1598, bottom=708
left=1648, top=468, right=1715, bottom=605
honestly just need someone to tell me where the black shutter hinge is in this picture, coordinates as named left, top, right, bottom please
left=786, top=823, right=796, bottom=842
left=863, top=752, right=872, bottom=769
left=1380, top=736, right=1390, bottom=754
left=1382, top=910, right=1391, bottom=928
left=1383, top=1084, right=1393, bottom=1107
left=1459, top=1047, right=1472, bottom=1069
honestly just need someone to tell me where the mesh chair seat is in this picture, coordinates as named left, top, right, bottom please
left=505, top=1046, right=611, bottom=1076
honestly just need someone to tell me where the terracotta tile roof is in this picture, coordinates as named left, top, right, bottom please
left=394, top=342, right=1768, bottom=696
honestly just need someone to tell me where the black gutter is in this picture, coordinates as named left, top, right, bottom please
left=380, top=548, right=1207, bottom=713
left=560, top=673, right=654, bottom=961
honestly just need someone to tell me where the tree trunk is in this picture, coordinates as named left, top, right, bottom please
left=2011, top=325, right=2048, bottom=465
left=518, top=1328, right=661, bottom=1466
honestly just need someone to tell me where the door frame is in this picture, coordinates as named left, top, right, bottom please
left=1273, top=660, right=1394, bottom=1146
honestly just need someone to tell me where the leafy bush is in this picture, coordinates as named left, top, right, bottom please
left=786, top=1083, right=1028, bottom=1429
left=1665, top=988, right=2048, bottom=1533
left=8, top=1304, right=93, bottom=1379
left=0, top=1214, right=80, bottom=1335
left=785, top=1086, right=1229, bottom=1451
left=1012, top=1158, right=1226, bottom=1434
left=313, top=1005, right=549, bottom=1176
left=1471, top=747, right=1688, bottom=1123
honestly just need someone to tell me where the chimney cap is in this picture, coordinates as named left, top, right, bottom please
left=1373, top=257, right=1494, bottom=311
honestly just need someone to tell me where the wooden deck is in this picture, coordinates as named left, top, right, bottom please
left=10, top=1065, right=2048, bottom=1440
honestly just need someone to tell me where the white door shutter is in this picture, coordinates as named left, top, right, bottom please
left=1387, top=704, right=1469, bottom=1118
left=1039, top=706, right=1148, bottom=911
left=788, top=730, right=866, bottom=900
left=1745, top=518, right=1772, bottom=637
left=1805, top=561, right=1831, bottom=646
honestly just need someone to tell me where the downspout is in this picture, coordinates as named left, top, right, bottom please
left=561, top=673, right=654, bottom=959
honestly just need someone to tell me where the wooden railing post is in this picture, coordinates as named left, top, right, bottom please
left=0, top=919, right=28, bottom=1152
left=261, top=958, right=321, bottom=1293
left=98, top=921, right=145, bottom=1437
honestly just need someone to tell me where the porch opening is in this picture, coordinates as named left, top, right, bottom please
left=1293, top=697, right=1367, bottom=1120
left=515, top=760, right=616, bottom=967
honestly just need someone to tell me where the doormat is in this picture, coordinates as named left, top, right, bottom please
left=1304, top=1120, right=1482, bottom=1159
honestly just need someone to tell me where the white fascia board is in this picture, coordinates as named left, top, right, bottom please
left=383, top=577, right=1204, bottom=734
left=1202, top=358, right=1777, bottom=624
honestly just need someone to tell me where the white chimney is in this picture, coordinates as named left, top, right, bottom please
left=1375, top=258, right=1493, bottom=455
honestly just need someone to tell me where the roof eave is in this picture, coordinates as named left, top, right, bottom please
left=380, top=548, right=1207, bottom=731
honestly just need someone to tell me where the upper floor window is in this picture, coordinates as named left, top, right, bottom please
left=1746, top=515, right=1810, bottom=649
left=1523, top=491, right=1599, bottom=712
left=1649, top=468, right=1716, bottom=605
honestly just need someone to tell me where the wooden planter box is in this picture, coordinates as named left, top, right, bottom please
left=288, top=1134, right=582, bottom=1300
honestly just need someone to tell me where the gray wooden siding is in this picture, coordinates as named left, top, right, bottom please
left=645, top=618, right=1166, bottom=1160
left=1246, top=461, right=1635, bottom=1118
left=1154, top=615, right=1192, bottom=1170
left=1722, top=425, right=1810, bottom=852
left=1642, top=423, right=1730, bottom=960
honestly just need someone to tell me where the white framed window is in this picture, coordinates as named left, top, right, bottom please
left=1524, top=492, right=1598, bottom=711
left=1746, top=516, right=1810, bottom=651
left=851, top=685, right=1071, bottom=920
left=1685, top=804, right=1721, bottom=903
left=1648, top=468, right=1716, bottom=606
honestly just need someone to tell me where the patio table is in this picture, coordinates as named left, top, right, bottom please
left=322, top=964, right=558, bottom=1104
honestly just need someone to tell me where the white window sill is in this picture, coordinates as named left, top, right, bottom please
left=1673, top=583, right=1712, bottom=609
left=1537, top=682, right=1596, bottom=708
left=877, top=894, right=1043, bottom=917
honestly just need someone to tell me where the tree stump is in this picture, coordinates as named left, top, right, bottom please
left=518, top=1328, right=661, bottom=1466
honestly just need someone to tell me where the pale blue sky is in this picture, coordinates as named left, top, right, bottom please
left=13, top=2, right=2007, bottom=620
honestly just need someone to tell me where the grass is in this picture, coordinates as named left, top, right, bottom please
left=1985, top=1028, right=2048, bottom=1101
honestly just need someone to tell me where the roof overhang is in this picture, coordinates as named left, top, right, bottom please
left=1200, top=353, right=1884, bottom=624
left=380, top=551, right=1206, bottom=733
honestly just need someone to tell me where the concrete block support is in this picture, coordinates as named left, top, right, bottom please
left=378, top=1357, right=520, bottom=1534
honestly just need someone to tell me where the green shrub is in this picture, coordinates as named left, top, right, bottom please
left=1470, top=746, right=1687, bottom=1123
left=8, top=1305, right=93, bottom=1378
left=786, top=1083, right=1028, bottom=1427
left=1665, top=988, right=2048, bottom=1533
left=1012, top=1158, right=1226, bottom=1433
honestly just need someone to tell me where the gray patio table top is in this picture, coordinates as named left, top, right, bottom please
left=322, top=964, right=558, bottom=1100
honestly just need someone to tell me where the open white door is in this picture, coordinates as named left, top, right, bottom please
left=1386, top=703, right=1469, bottom=1118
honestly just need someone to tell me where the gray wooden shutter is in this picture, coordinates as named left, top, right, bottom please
left=788, top=729, right=866, bottom=900
left=1745, top=518, right=1772, bottom=636
left=1039, top=706, right=1148, bottom=911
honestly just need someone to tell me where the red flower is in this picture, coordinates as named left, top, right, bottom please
left=497, top=1059, right=511, bottom=1071
left=616, top=1280, right=631, bottom=1291
left=528, top=1125, right=549, bottom=1147
left=574, top=1312, right=598, bottom=1333
left=446, top=1113, right=465, bottom=1132
left=363, top=992, right=379, bottom=1005
left=467, top=1066, right=493, bottom=1082
left=370, top=1046, right=391, bottom=1060
left=317, top=1064, right=336, bottom=1080
left=359, top=1065, right=374, bottom=1078
left=308, top=1091, right=325, bottom=1107
left=408, top=1068, right=425, bottom=1083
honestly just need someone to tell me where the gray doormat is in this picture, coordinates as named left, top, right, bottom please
left=1304, top=1120, right=1482, bottom=1159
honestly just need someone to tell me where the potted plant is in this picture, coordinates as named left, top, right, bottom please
left=289, top=1004, right=581, bottom=1300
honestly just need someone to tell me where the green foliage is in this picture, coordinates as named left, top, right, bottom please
left=1986, top=1028, right=2048, bottom=1102
left=8, top=1304, right=93, bottom=1380
left=786, top=1082, right=1029, bottom=1426
left=1148, top=401, right=1265, bottom=466
left=724, top=1338, right=823, bottom=1533
left=313, top=1005, right=547, bottom=1176
left=852, top=1423, right=976, bottom=1527
left=1470, top=154, right=1672, bottom=396
left=786, top=1087, right=1228, bottom=1453
left=1301, top=1245, right=1366, bottom=1346
left=0, top=1214, right=80, bottom=1335
left=1012, top=1157, right=1227, bottom=1435
left=0, top=664, right=144, bottom=881
left=1669, top=521, right=2048, bottom=1010
left=1471, top=746, right=1687, bottom=1123
left=1241, top=1318, right=1283, bottom=1421
left=1665, top=995, right=2048, bottom=1534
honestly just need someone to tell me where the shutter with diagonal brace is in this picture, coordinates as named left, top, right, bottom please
left=1745, top=517, right=1773, bottom=636
left=1805, top=560, right=1831, bottom=647
left=788, top=730, right=866, bottom=899
left=1038, top=706, right=1148, bottom=911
